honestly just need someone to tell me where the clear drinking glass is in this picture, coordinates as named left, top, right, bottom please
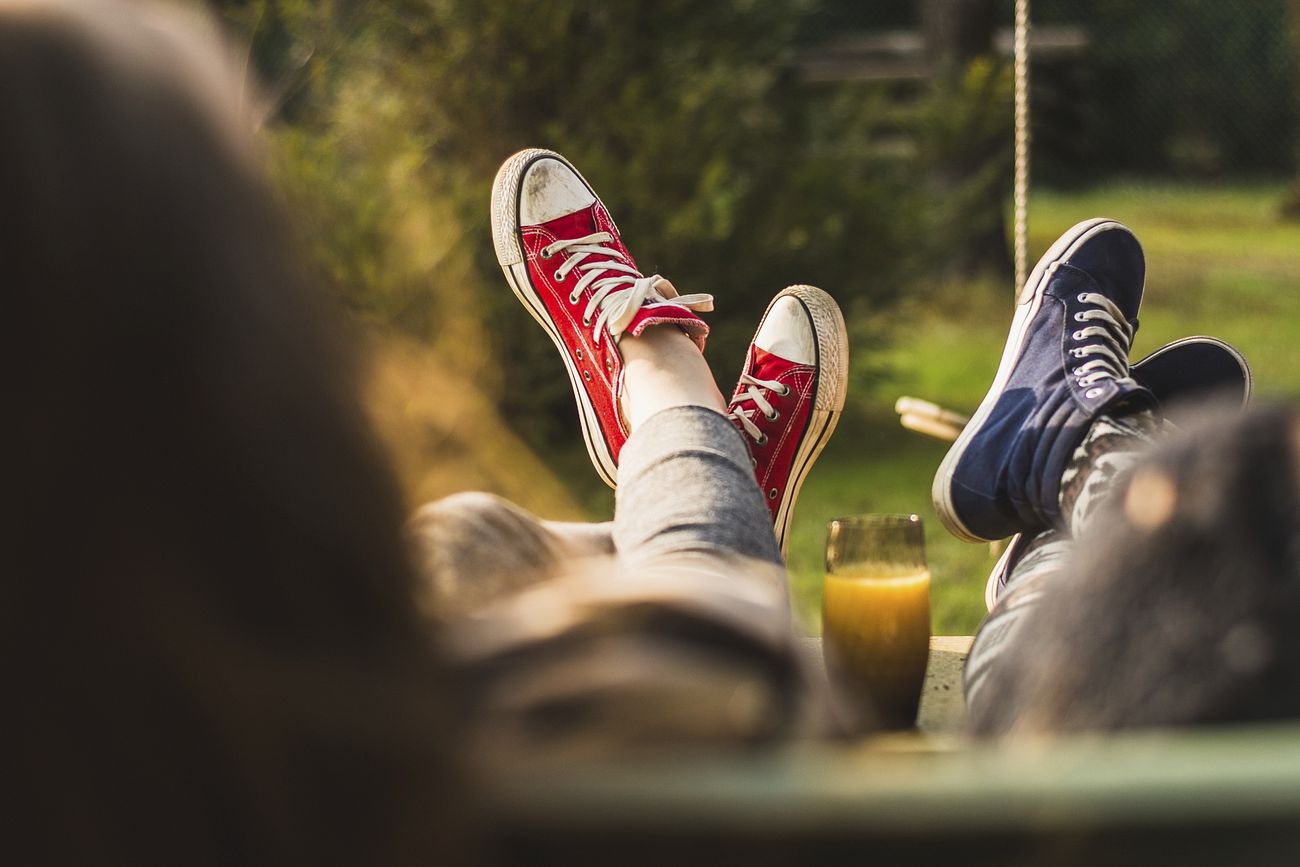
left=822, top=514, right=932, bottom=731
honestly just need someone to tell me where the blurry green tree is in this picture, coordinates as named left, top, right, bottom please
left=215, top=0, right=929, bottom=448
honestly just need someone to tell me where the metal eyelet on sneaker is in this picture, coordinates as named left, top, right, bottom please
left=540, top=247, right=553, bottom=260
left=778, top=385, right=791, bottom=397
left=1085, top=387, right=1103, bottom=399
left=605, top=358, right=613, bottom=373
left=768, top=488, right=778, bottom=500
left=554, top=270, right=565, bottom=282
left=1073, top=330, right=1086, bottom=341
left=1077, top=293, right=1089, bottom=302
left=757, top=433, right=769, bottom=446
left=583, top=316, right=592, bottom=327
left=575, top=348, right=583, bottom=360
left=1074, top=312, right=1087, bottom=322
left=569, top=293, right=580, bottom=304
left=765, top=409, right=779, bottom=421
left=583, top=370, right=591, bottom=382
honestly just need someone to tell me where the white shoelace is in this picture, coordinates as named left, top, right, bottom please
left=1069, top=291, right=1138, bottom=399
left=729, top=373, right=790, bottom=446
left=541, top=232, right=713, bottom=346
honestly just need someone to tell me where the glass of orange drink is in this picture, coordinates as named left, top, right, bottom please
left=822, top=514, right=931, bottom=731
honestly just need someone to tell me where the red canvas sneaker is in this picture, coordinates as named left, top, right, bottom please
left=728, top=285, right=849, bottom=555
left=492, top=149, right=713, bottom=487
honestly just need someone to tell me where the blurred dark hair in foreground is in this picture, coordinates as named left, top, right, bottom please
left=0, top=1, right=468, bottom=862
left=975, top=403, right=1300, bottom=735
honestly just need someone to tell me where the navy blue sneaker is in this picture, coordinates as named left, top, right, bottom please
left=983, top=334, right=1253, bottom=609
left=1129, top=335, right=1252, bottom=427
left=932, top=219, right=1157, bottom=542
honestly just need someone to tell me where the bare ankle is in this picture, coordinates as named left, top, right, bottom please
left=619, top=326, right=727, bottom=430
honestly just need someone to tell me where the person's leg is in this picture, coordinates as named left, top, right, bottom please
left=618, top=325, right=727, bottom=428
left=493, top=149, right=846, bottom=554
left=972, top=337, right=1253, bottom=614
left=962, top=336, right=1263, bottom=731
left=408, top=311, right=788, bottom=619
left=616, top=285, right=849, bottom=565
left=963, top=411, right=1159, bottom=721
left=1057, top=411, right=1162, bottom=535
left=405, top=323, right=759, bottom=615
left=964, top=530, right=1072, bottom=712
left=614, top=405, right=782, bottom=568
left=931, top=219, right=1154, bottom=544
left=928, top=218, right=1159, bottom=728
left=961, top=410, right=1154, bottom=701
left=450, top=150, right=850, bottom=756
left=492, top=148, right=714, bottom=489
left=433, top=318, right=837, bottom=756
left=614, top=310, right=778, bottom=567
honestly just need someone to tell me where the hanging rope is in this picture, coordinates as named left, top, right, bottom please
left=1012, top=0, right=1031, bottom=293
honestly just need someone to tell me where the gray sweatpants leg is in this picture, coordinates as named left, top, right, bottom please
left=410, top=405, right=780, bottom=620
left=614, top=405, right=783, bottom=568
left=421, top=406, right=811, bottom=760
left=963, top=411, right=1160, bottom=732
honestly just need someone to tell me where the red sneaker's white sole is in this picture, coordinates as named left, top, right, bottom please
left=491, top=148, right=620, bottom=488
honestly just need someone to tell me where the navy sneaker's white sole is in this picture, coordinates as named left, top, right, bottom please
left=932, top=218, right=1137, bottom=543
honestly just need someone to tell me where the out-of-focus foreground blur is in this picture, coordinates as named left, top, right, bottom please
left=217, top=0, right=1300, bottom=635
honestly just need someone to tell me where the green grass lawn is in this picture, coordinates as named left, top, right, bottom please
left=783, top=181, right=1300, bottom=636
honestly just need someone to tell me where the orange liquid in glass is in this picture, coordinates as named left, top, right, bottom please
left=822, top=568, right=932, bottom=729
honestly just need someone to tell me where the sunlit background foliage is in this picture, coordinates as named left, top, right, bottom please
left=213, top=0, right=1300, bottom=632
